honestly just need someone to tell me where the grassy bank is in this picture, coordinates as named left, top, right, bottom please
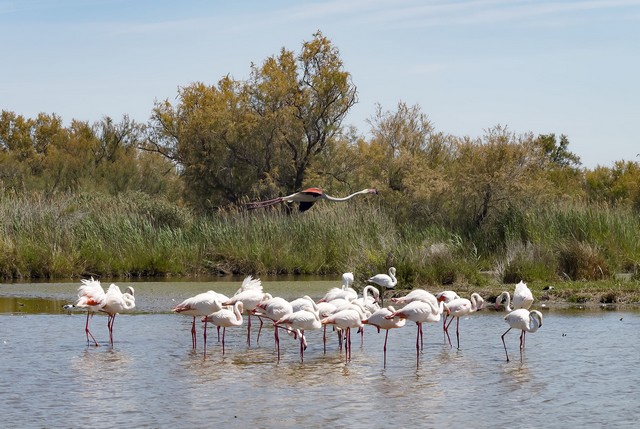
left=0, top=192, right=639, bottom=299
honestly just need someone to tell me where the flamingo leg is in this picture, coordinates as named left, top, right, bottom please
left=191, top=316, right=197, bottom=349
left=85, top=311, right=98, bottom=347
left=275, top=325, right=281, bottom=363
left=442, top=313, right=449, bottom=342
left=203, top=318, right=208, bottom=356
left=217, top=326, right=221, bottom=342
left=109, top=313, right=116, bottom=346
left=501, top=327, right=512, bottom=361
left=322, top=325, right=327, bottom=354
left=299, top=330, right=305, bottom=362
left=383, top=330, right=389, bottom=369
left=222, top=327, right=226, bottom=355
left=256, top=316, right=264, bottom=344
left=444, top=316, right=454, bottom=347
left=456, top=316, right=461, bottom=349
left=246, top=314, right=252, bottom=346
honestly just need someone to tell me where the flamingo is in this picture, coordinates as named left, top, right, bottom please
left=316, top=301, right=338, bottom=353
left=64, top=278, right=108, bottom=346
left=435, top=290, right=460, bottom=339
left=172, top=290, right=223, bottom=354
left=367, top=267, right=398, bottom=305
left=386, top=299, right=445, bottom=367
left=204, top=302, right=243, bottom=355
left=246, top=187, right=378, bottom=212
left=439, top=293, right=484, bottom=349
left=342, top=272, right=354, bottom=289
left=495, top=280, right=534, bottom=311
left=391, top=288, right=437, bottom=306
left=362, top=306, right=406, bottom=368
left=253, top=296, right=293, bottom=361
left=501, top=308, right=543, bottom=362
left=274, top=308, right=322, bottom=362
left=317, top=286, right=357, bottom=303
left=321, top=305, right=365, bottom=363
left=101, top=284, right=136, bottom=346
left=223, top=276, right=270, bottom=346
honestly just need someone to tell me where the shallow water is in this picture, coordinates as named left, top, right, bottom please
left=1, top=281, right=639, bottom=428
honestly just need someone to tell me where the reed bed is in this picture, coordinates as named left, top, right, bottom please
left=1, top=192, right=639, bottom=287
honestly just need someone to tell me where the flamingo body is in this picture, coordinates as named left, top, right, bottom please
left=246, top=188, right=378, bottom=212
left=501, top=308, right=543, bottom=361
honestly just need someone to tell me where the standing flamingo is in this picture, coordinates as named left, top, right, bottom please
left=275, top=308, right=321, bottom=362
left=495, top=280, right=534, bottom=311
left=224, top=276, right=270, bottom=346
left=320, top=302, right=367, bottom=363
left=367, top=267, right=398, bottom=305
left=246, top=187, right=378, bottom=212
left=435, top=290, right=460, bottom=340
left=439, top=293, right=484, bottom=349
left=386, top=299, right=445, bottom=367
left=101, top=284, right=136, bottom=346
left=391, top=288, right=437, bottom=306
left=172, top=290, right=223, bottom=354
left=501, top=308, right=543, bottom=362
left=204, top=302, right=244, bottom=355
left=362, top=306, right=405, bottom=368
left=64, top=278, right=107, bottom=346
left=253, top=296, right=293, bottom=362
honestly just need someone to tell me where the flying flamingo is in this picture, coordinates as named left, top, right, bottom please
left=65, top=278, right=109, bottom=346
left=362, top=306, right=406, bottom=368
left=172, top=290, right=223, bottom=354
left=367, top=267, right=398, bottom=305
left=495, top=280, right=534, bottom=311
left=439, top=293, right=484, bottom=349
left=501, top=308, right=543, bottom=362
left=253, top=296, right=293, bottom=362
left=246, top=187, right=378, bottom=212
left=204, top=302, right=244, bottom=355
left=101, top=284, right=136, bottom=346
left=275, top=308, right=322, bottom=362
left=386, top=299, right=445, bottom=367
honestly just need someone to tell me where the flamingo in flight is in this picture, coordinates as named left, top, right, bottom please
left=501, top=308, right=543, bottom=362
left=246, top=187, right=378, bottom=212
left=101, top=284, right=136, bottom=346
left=64, top=278, right=107, bottom=346
left=495, top=280, right=534, bottom=312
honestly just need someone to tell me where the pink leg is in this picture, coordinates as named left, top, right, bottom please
left=246, top=314, right=252, bottom=346
left=203, top=319, right=208, bottom=356
left=323, top=325, right=327, bottom=354
left=383, top=330, right=389, bottom=369
left=191, top=317, right=197, bottom=349
left=85, top=311, right=98, bottom=347
left=256, top=316, right=264, bottom=344
left=222, top=327, right=226, bottom=355
left=444, top=316, right=454, bottom=347
left=456, top=317, right=461, bottom=349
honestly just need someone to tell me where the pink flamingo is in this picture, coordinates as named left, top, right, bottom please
left=362, top=306, right=405, bottom=368
left=495, top=280, right=534, bottom=311
left=253, top=296, right=293, bottom=362
left=101, top=284, right=136, bottom=346
left=172, top=290, right=223, bottom=354
left=320, top=303, right=367, bottom=362
left=439, top=293, right=484, bottom=349
left=64, top=278, right=107, bottom=346
left=246, top=187, right=378, bottom=212
left=501, top=308, right=543, bottom=362
left=204, top=302, right=244, bottom=355
left=274, top=309, right=321, bottom=362
left=386, top=299, right=445, bottom=367
left=223, top=276, right=270, bottom=346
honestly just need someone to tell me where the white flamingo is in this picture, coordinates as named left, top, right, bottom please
left=64, top=278, right=108, bottom=346
left=501, top=308, right=543, bottom=362
left=362, top=306, right=405, bottom=368
left=223, top=276, right=270, bottom=346
left=495, top=280, right=534, bottom=311
left=321, top=306, right=364, bottom=363
left=275, top=308, right=321, bottom=362
left=253, top=296, right=293, bottom=361
left=367, top=267, right=398, bottom=305
left=205, top=302, right=244, bottom=355
left=435, top=290, right=460, bottom=338
left=440, top=293, right=484, bottom=349
left=386, top=299, right=445, bottom=367
left=101, top=284, right=135, bottom=346
left=172, top=290, right=223, bottom=353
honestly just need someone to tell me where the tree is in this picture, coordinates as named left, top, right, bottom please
left=145, top=32, right=357, bottom=211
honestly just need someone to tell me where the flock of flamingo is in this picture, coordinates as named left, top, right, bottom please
left=65, top=269, right=543, bottom=366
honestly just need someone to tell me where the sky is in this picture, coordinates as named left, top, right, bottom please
left=1, top=0, right=639, bottom=168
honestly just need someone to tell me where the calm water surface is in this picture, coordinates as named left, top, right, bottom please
left=1, top=280, right=639, bottom=428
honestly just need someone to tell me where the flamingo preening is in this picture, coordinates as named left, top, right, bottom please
left=246, top=187, right=378, bottom=212
left=64, top=278, right=107, bottom=346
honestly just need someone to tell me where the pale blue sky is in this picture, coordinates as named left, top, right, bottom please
left=2, top=0, right=639, bottom=168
